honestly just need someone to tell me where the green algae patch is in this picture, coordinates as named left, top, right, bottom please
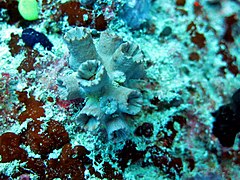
left=18, top=0, right=39, bottom=21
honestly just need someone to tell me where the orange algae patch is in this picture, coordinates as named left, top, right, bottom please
left=21, top=120, right=70, bottom=155
left=223, top=14, right=238, bottom=42
left=16, top=91, right=45, bottom=123
left=8, top=33, right=23, bottom=57
left=218, top=42, right=239, bottom=76
left=59, top=1, right=92, bottom=26
left=17, top=49, right=41, bottom=73
left=0, top=132, right=28, bottom=163
left=46, top=143, right=89, bottom=179
left=176, top=0, right=186, bottom=6
left=189, top=52, right=200, bottom=61
left=56, top=1, right=107, bottom=30
left=191, top=32, right=206, bottom=48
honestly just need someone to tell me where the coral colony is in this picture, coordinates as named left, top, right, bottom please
left=0, top=0, right=239, bottom=179
left=58, top=27, right=145, bottom=140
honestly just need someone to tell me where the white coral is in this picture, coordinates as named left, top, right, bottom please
left=58, top=27, right=145, bottom=140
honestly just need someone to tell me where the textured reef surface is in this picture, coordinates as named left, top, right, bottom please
left=0, top=0, right=240, bottom=179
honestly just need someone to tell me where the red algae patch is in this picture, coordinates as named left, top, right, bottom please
left=21, top=120, right=70, bottom=155
left=16, top=91, right=45, bottom=123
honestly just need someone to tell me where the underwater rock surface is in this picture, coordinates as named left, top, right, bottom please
left=0, top=0, right=239, bottom=179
